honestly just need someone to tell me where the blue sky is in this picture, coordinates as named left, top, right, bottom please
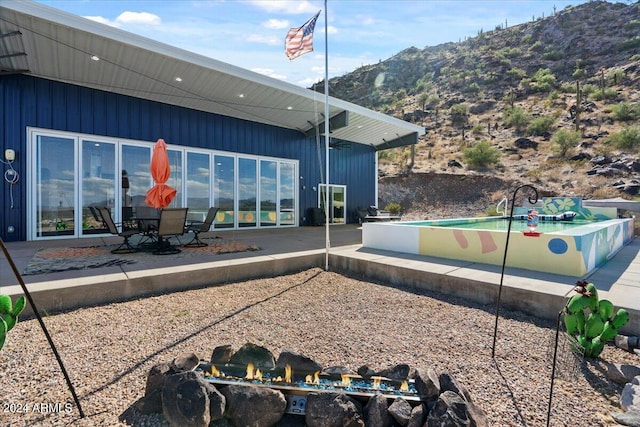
left=37, top=0, right=612, bottom=87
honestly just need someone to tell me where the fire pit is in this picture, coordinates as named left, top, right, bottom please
left=133, top=343, right=488, bottom=427
left=194, top=360, right=422, bottom=415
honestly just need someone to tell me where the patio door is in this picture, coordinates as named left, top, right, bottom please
left=32, top=134, right=77, bottom=238
left=319, top=184, right=346, bottom=224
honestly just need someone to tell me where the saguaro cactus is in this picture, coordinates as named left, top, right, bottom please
left=0, top=295, right=26, bottom=350
left=563, top=281, right=629, bottom=358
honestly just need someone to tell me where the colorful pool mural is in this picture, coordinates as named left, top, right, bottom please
left=362, top=197, right=635, bottom=277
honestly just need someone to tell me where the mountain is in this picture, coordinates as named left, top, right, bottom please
left=317, top=1, right=640, bottom=219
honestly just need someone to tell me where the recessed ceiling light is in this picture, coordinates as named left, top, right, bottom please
left=238, top=94, right=245, bottom=98
left=287, top=106, right=293, bottom=110
left=90, top=55, right=100, bottom=61
left=175, top=77, right=182, bottom=82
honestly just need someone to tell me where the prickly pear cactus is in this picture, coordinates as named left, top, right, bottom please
left=0, top=295, right=26, bottom=351
left=563, top=281, right=629, bottom=358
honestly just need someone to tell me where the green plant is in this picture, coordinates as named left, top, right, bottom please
left=527, top=116, right=555, bottom=136
left=551, top=129, right=581, bottom=157
left=0, top=295, right=26, bottom=350
left=609, top=126, right=640, bottom=150
left=462, top=141, right=500, bottom=169
left=503, top=106, right=530, bottom=133
left=384, top=202, right=402, bottom=215
left=610, top=102, right=640, bottom=122
left=531, top=68, right=557, bottom=92
left=564, top=281, right=629, bottom=358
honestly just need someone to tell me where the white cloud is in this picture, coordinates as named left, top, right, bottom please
left=84, top=16, right=120, bottom=27
left=248, top=0, right=320, bottom=15
left=116, top=11, right=161, bottom=26
left=251, top=68, right=288, bottom=81
left=264, top=18, right=289, bottom=30
left=246, top=34, right=281, bottom=46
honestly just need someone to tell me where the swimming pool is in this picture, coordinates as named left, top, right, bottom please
left=362, top=197, right=635, bottom=277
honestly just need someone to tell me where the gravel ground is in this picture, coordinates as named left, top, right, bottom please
left=0, top=268, right=637, bottom=426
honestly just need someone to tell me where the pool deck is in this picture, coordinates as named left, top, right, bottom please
left=1, top=224, right=638, bottom=336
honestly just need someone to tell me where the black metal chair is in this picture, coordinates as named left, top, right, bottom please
left=152, top=208, right=188, bottom=255
left=134, top=206, right=161, bottom=247
left=97, top=207, right=139, bottom=254
left=184, top=207, right=219, bottom=247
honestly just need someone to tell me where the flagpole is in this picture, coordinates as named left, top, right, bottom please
left=323, top=0, right=330, bottom=271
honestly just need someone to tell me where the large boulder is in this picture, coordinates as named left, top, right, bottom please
left=388, top=398, right=412, bottom=426
left=162, top=371, right=222, bottom=427
left=363, top=395, right=392, bottom=427
left=414, top=367, right=441, bottom=401
left=305, top=392, right=364, bottom=427
left=276, top=350, right=323, bottom=375
left=229, top=342, right=276, bottom=370
left=220, top=384, right=286, bottom=427
left=426, top=391, right=471, bottom=427
left=137, top=362, right=178, bottom=414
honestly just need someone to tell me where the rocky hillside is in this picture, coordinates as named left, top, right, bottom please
left=319, top=1, right=640, bottom=218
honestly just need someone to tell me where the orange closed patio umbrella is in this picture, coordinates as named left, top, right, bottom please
left=145, top=139, right=177, bottom=208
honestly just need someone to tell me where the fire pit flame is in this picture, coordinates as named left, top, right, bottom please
left=400, top=381, right=409, bottom=392
left=207, top=365, right=222, bottom=377
left=372, top=376, right=382, bottom=389
left=245, top=363, right=255, bottom=380
left=284, top=364, right=292, bottom=383
left=305, top=371, right=320, bottom=385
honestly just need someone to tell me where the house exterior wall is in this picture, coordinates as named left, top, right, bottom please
left=0, top=74, right=377, bottom=241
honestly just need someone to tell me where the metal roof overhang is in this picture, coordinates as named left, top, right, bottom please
left=0, top=1, right=424, bottom=150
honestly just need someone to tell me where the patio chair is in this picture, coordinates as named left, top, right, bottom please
left=135, top=206, right=161, bottom=247
left=184, top=207, right=219, bottom=247
left=152, top=208, right=188, bottom=255
left=96, top=207, right=139, bottom=254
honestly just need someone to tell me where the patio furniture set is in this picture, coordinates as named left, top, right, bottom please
left=91, top=206, right=219, bottom=255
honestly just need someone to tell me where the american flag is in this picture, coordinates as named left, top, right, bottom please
left=285, top=11, right=321, bottom=60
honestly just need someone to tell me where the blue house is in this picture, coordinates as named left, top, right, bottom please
left=0, top=1, right=423, bottom=242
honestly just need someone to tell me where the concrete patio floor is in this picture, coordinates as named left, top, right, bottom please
left=1, top=224, right=638, bottom=336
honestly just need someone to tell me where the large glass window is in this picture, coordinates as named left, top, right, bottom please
left=121, top=144, right=152, bottom=221
left=34, top=135, right=76, bottom=237
left=279, top=162, right=295, bottom=226
left=260, top=160, right=277, bottom=227
left=81, top=140, right=115, bottom=235
left=214, top=155, right=235, bottom=229
left=238, top=158, right=257, bottom=227
left=167, top=149, right=183, bottom=208
left=186, top=152, right=210, bottom=223
left=29, top=129, right=298, bottom=239
left=319, top=184, right=346, bottom=224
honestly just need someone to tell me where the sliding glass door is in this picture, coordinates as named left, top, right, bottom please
left=33, top=135, right=76, bottom=238
left=81, top=140, right=116, bottom=235
left=29, top=129, right=298, bottom=239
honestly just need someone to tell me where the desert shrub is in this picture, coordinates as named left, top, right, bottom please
left=630, top=54, right=640, bottom=62
left=462, top=141, right=500, bottom=169
left=591, top=88, right=618, bottom=101
left=503, top=106, right=530, bottom=132
left=581, top=84, right=600, bottom=97
left=471, top=124, right=484, bottom=136
left=560, top=82, right=576, bottom=93
left=384, top=202, right=403, bottom=215
left=541, top=50, right=562, bottom=61
left=531, top=68, right=557, bottom=92
left=572, top=68, right=586, bottom=80
left=466, top=82, right=481, bottom=94
left=609, top=126, right=640, bottom=150
left=551, top=129, right=581, bottom=157
left=618, top=36, right=640, bottom=52
left=450, top=103, right=469, bottom=127
left=507, top=67, right=527, bottom=79
left=608, top=69, right=625, bottom=85
left=624, top=20, right=640, bottom=31
left=610, top=102, right=640, bottom=122
left=530, top=41, right=544, bottom=52
left=527, top=116, right=555, bottom=136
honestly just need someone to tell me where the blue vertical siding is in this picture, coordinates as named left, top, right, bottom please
left=0, top=74, right=377, bottom=241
